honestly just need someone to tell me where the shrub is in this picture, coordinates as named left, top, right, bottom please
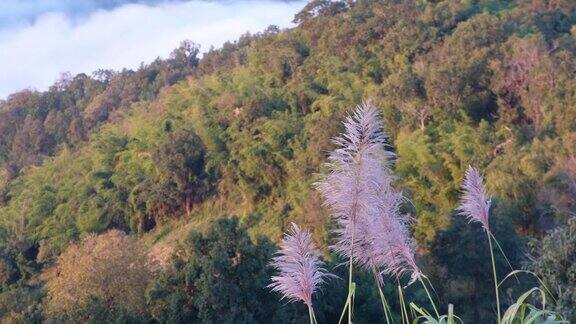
left=147, top=217, right=293, bottom=323
left=530, top=218, right=576, bottom=322
left=45, top=230, right=153, bottom=321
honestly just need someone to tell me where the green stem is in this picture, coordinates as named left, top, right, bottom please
left=375, top=275, right=393, bottom=324
left=487, top=231, right=501, bottom=324
left=397, top=286, right=404, bottom=324
left=424, top=276, right=440, bottom=303
left=398, top=284, right=409, bottom=324
left=418, top=276, right=439, bottom=318
left=489, top=231, right=520, bottom=284
left=338, top=294, right=351, bottom=324
left=311, top=307, right=318, bottom=324
left=348, top=224, right=355, bottom=324
left=338, top=231, right=356, bottom=324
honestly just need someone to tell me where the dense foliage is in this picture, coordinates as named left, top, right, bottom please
left=531, top=218, right=576, bottom=321
left=147, top=217, right=288, bottom=323
left=429, top=212, right=524, bottom=322
left=45, top=230, right=152, bottom=321
left=0, top=0, right=575, bottom=321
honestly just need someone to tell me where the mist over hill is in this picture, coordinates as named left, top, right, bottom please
left=0, top=0, right=306, bottom=98
left=1, top=0, right=303, bottom=26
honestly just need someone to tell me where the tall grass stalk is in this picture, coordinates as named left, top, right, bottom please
left=337, top=227, right=356, bottom=324
left=375, top=275, right=393, bottom=324
left=398, top=284, right=410, bottom=324
left=487, top=231, right=501, bottom=323
left=308, top=305, right=317, bottom=324
left=418, top=276, right=440, bottom=318
left=424, top=276, right=440, bottom=304
left=337, top=294, right=350, bottom=324
left=458, top=166, right=502, bottom=323
left=489, top=232, right=520, bottom=284
left=348, top=226, right=355, bottom=324
left=311, top=307, right=318, bottom=324
left=268, top=223, right=328, bottom=324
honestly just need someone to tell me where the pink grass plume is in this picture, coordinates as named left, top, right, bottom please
left=268, top=223, right=328, bottom=307
left=316, top=102, right=393, bottom=263
left=458, top=165, right=491, bottom=231
left=316, top=102, right=421, bottom=284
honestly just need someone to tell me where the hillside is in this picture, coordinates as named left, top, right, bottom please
left=1, top=0, right=576, bottom=322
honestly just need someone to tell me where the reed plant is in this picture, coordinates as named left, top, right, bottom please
left=268, top=103, right=565, bottom=323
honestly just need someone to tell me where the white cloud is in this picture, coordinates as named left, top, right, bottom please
left=0, top=0, right=306, bottom=99
left=0, top=0, right=147, bottom=27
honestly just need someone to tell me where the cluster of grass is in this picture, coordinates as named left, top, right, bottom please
left=270, top=105, right=567, bottom=324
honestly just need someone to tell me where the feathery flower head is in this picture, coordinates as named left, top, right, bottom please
left=458, top=165, right=491, bottom=231
left=362, top=189, right=421, bottom=285
left=316, top=102, right=421, bottom=285
left=268, top=223, right=328, bottom=306
left=316, top=102, right=393, bottom=263
left=390, top=229, right=421, bottom=286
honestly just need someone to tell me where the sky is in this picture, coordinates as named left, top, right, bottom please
left=0, top=0, right=307, bottom=99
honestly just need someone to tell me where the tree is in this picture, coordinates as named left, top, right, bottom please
left=381, top=57, right=429, bottom=130
left=0, top=248, right=19, bottom=291
left=0, top=286, right=43, bottom=322
left=167, top=40, right=200, bottom=84
left=11, top=115, right=50, bottom=167
left=153, top=128, right=209, bottom=217
left=491, top=34, right=556, bottom=129
left=293, top=0, right=348, bottom=25
left=147, top=217, right=290, bottom=323
left=45, top=230, right=153, bottom=321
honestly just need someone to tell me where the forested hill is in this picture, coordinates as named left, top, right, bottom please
left=1, top=0, right=576, bottom=322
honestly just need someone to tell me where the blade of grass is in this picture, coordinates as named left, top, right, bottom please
left=497, top=270, right=558, bottom=304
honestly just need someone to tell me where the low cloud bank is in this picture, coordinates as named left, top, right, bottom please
left=0, top=0, right=306, bottom=98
